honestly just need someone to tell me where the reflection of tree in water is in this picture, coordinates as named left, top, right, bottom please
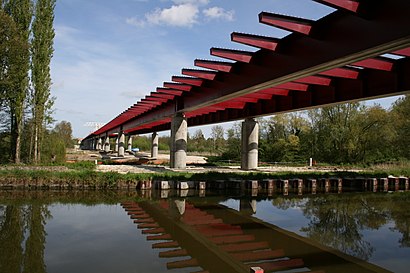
left=0, top=205, right=24, bottom=273
left=300, top=195, right=382, bottom=260
left=271, top=196, right=306, bottom=210
left=272, top=194, right=400, bottom=261
left=388, top=194, right=410, bottom=247
left=0, top=203, right=51, bottom=273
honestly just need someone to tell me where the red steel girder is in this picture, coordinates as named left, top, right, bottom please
left=259, top=12, right=314, bottom=35
left=182, top=68, right=217, bottom=80
left=392, top=47, right=410, bottom=57
left=172, top=76, right=204, bottom=87
left=194, top=59, right=233, bottom=72
left=131, top=104, right=152, bottom=109
left=351, top=57, right=394, bottom=71
left=275, top=82, right=309, bottom=91
left=210, top=48, right=253, bottom=63
left=140, top=100, right=163, bottom=106
left=130, top=106, right=151, bottom=111
left=313, top=0, right=359, bottom=12
left=234, top=96, right=259, bottom=103
left=163, top=82, right=192, bottom=92
left=244, top=93, right=273, bottom=100
left=156, top=87, right=184, bottom=96
left=150, top=92, right=175, bottom=100
left=213, top=101, right=246, bottom=109
left=144, top=96, right=169, bottom=103
left=231, top=32, right=279, bottom=51
left=258, top=88, right=290, bottom=96
left=319, top=67, right=360, bottom=79
left=294, top=75, right=332, bottom=86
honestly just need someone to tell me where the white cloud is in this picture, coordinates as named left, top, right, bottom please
left=203, top=6, right=234, bottom=21
left=172, top=0, right=209, bottom=5
left=126, top=0, right=213, bottom=28
left=145, top=4, right=199, bottom=27
left=125, top=17, right=146, bottom=27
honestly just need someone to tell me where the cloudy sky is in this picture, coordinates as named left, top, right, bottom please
left=51, top=0, right=400, bottom=138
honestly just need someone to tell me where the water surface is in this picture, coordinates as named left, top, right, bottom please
left=0, top=189, right=409, bottom=273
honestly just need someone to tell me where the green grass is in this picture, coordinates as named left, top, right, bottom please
left=64, top=160, right=96, bottom=170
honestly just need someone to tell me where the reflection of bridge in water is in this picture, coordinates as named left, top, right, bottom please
left=121, top=193, right=391, bottom=273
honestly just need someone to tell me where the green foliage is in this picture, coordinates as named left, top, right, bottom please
left=0, top=6, right=31, bottom=163
left=40, top=131, right=65, bottom=164
left=391, top=95, right=410, bottom=159
left=31, top=0, right=56, bottom=163
left=0, top=132, right=11, bottom=163
left=132, top=136, right=151, bottom=151
left=64, top=160, right=96, bottom=171
left=221, top=126, right=241, bottom=161
left=53, top=121, right=73, bottom=148
left=0, top=0, right=56, bottom=164
left=188, top=129, right=207, bottom=153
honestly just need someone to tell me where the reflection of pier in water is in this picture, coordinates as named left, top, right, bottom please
left=121, top=194, right=391, bottom=273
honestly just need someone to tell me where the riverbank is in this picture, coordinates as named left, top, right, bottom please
left=1, top=148, right=409, bottom=189
left=0, top=163, right=408, bottom=190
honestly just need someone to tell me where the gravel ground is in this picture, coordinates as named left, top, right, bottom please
left=1, top=149, right=362, bottom=174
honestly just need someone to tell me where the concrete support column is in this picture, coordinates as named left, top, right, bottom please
left=97, top=138, right=102, bottom=150
left=127, top=136, right=133, bottom=151
left=170, top=113, right=187, bottom=169
left=241, top=118, right=259, bottom=170
left=151, top=132, right=159, bottom=159
left=114, top=136, right=119, bottom=152
left=104, top=137, right=110, bottom=152
left=118, top=132, right=125, bottom=157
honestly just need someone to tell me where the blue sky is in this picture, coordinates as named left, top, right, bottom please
left=51, top=0, right=401, bottom=138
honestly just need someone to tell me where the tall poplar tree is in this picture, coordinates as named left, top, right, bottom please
left=1, top=0, right=32, bottom=163
left=31, top=0, right=55, bottom=163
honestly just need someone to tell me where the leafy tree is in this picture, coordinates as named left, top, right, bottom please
left=0, top=5, right=31, bottom=163
left=53, top=120, right=73, bottom=148
left=309, top=103, right=362, bottom=164
left=132, top=135, right=151, bottom=151
left=210, top=125, right=225, bottom=155
left=31, top=0, right=55, bottom=163
left=356, top=105, right=395, bottom=163
left=41, top=129, right=65, bottom=163
left=391, top=95, right=410, bottom=159
left=188, top=129, right=207, bottom=153
left=222, top=122, right=241, bottom=161
left=158, top=135, right=170, bottom=151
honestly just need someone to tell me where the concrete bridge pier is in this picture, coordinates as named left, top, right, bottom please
left=151, top=132, right=158, bottom=159
left=114, top=136, right=119, bottom=152
left=97, top=138, right=102, bottom=150
left=92, top=138, right=97, bottom=150
left=118, top=132, right=125, bottom=157
left=241, top=118, right=259, bottom=170
left=104, top=136, right=110, bottom=152
left=127, top=135, right=133, bottom=151
left=170, top=113, right=187, bottom=169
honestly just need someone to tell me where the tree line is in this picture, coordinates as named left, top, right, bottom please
left=138, top=96, right=409, bottom=165
left=0, top=0, right=56, bottom=164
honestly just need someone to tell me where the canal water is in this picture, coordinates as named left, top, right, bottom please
left=0, top=188, right=409, bottom=273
